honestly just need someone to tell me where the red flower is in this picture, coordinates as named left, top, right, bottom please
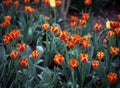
left=32, top=50, right=40, bottom=59
left=18, top=43, right=27, bottom=52
left=107, top=72, right=118, bottom=84
left=69, top=59, right=79, bottom=69
left=20, top=58, right=28, bottom=67
left=53, top=54, right=64, bottom=65
left=10, top=50, right=19, bottom=60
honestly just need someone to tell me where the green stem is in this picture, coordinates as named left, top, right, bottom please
left=109, top=56, right=113, bottom=72
left=71, top=69, right=75, bottom=88
left=81, top=63, right=85, bottom=88
left=54, top=8, right=56, bottom=23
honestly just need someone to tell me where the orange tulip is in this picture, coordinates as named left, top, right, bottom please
left=79, top=19, right=86, bottom=26
left=107, top=31, right=115, bottom=38
left=69, top=59, right=79, bottom=69
left=94, top=23, right=102, bottom=30
left=44, top=0, right=49, bottom=6
left=59, top=31, right=69, bottom=43
left=0, top=20, right=10, bottom=28
left=110, top=21, right=120, bottom=29
left=67, top=41, right=75, bottom=49
left=82, top=13, right=89, bottom=21
left=83, top=35, right=91, bottom=41
left=5, top=15, right=11, bottom=21
left=53, top=54, right=64, bottom=65
left=110, top=46, right=119, bottom=55
left=107, top=72, right=118, bottom=84
left=13, top=1, right=20, bottom=7
left=20, top=58, right=28, bottom=67
left=2, top=1, right=9, bottom=6
left=25, top=6, right=35, bottom=14
left=24, top=0, right=30, bottom=4
left=117, top=14, right=120, bottom=20
left=3, top=34, right=14, bottom=44
left=32, top=50, right=40, bottom=59
left=70, top=16, right=78, bottom=22
left=51, top=26, right=59, bottom=34
left=18, top=43, right=27, bottom=52
left=56, top=0, right=62, bottom=7
left=7, top=0, right=13, bottom=4
left=82, top=41, right=91, bottom=49
left=42, top=23, right=50, bottom=30
left=92, top=60, right=99, bottom=69
left=71, top=34, right=82, bottom=44
left=84, top=0, right=92, bottom=6
left=10, top=50, right=19, bottom=60
left=96, top=51, right=105, bottom=60
left=10, top=29, right=21, bottom=39
left=71, top=22, right=77, bottom=27
left=80, top=53, right=89, bottom=62
left=114, top=28, right=120, bottom=35
left=34, top=0, right=40, bottom=4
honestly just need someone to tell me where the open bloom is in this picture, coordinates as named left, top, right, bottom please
left=94, top=23, right=102, bottom=30
left=67, top=41, right=75, bottom=49
left=71, top=22, right=77, bottom=27
left=80, top=53, right=89, bottom=62
left=51, top=26, right=59, bottom=34
left=114, top=28, right=120, bottom=35
left=32, top=50, right=40, bottom=59
left=79, top=19, right=86, bottom=26
left=10, top=50, right=19, bottom=60
left=96, top=51, right=105, bottom=60
left=59, top=31, right=69, bottom=43
left=69, top=59, right=79, bottom=69
left=82, top=41, right=91, bottom=49
left=107, top=31, right=115, bottom=38
left=25, top=6, right=35, bottom=14
left=92, top=60, right=99, bottom=69
left=42, top=23, right=50, bottom=30
left=3, top=34, right=14, bottom=44
left=110, top=21, right=120, bottom=29
left=71, top=34, right=82, bottom=44
left=18, top=43, right=27, bottom=52
left=82, top=13, right=89, bottom=21
left=83, top=34, right=91, bottom=41
left=107, top=72, right=118, bottom=84
left=20, top=58, right=28, bottom=67
left=110, top=46, right=119, bottom=55
left=54, top=54, right=64, bottom=65
left=0, top=20, right=10, bottom=28
left=10, top=29, right=21, bottom=39
left=70, top=16, right=78, bottom=22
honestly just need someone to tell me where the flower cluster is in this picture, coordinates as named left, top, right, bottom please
left=3, top=29, right=21, bottom=44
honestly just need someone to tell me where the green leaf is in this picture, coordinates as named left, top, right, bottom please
left=0, top=46, right=6, bottom=64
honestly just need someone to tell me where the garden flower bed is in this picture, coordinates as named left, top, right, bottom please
left=0, top=0, right=120, bottom=88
